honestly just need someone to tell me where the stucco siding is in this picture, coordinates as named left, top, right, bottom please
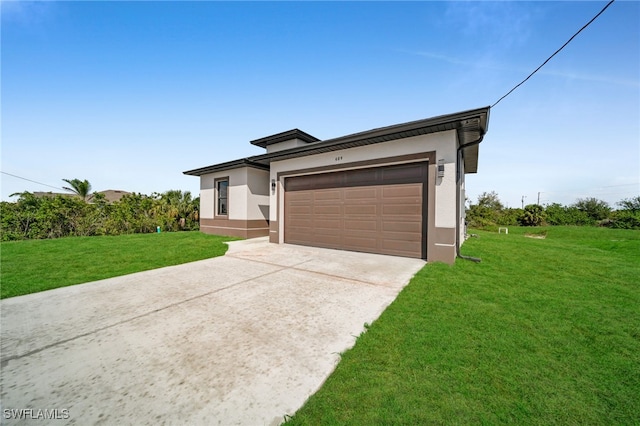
left=435, top=162, right=457, bottom=229
left=198, top=167, right=256, bottom=221
left=200, top=174, right=215, bottom=219
left=459, top=157, right=467, bottom=247
left=198, top=167, right=269, bottom=237
left=246, top=167, right=270, bottom=221
left=266, top=138, right=315, bottom=154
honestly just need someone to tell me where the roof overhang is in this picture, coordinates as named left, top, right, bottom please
left=250, top=128, right=320, bottom=148
left=183, top=158, right=269, bottom=176
left=184, top=106, right=490, bottom=176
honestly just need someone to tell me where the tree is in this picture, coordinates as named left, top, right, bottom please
left=157, top=190, right=199, bottom=231
left=544, top=203, right=591, bottom=226
left=477, top=191, right=504, bottom=210
left=519, top=204, right=546, bottom=226
left=466, top=191, right=505, bottom=228
left=608, top=196, right=640, bottom=229
left=573, top=197, right=611, bottom=223
left=62, top=178, right=92, bottom=202
left=617, top=196, right=640, bottom=212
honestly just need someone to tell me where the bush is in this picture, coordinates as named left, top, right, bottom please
left=519, top=204, right=546, bottom=226
left=545, top=203, right=593, bottom=226
left=0, top=190, right=199, bottom=241
left=574, top=197, right=611, bottom=222
left=604, top=197, right=640, bottom=229
left=497, top=208, right=523, bottom=226
left=607, top=210, right=640, bottom=229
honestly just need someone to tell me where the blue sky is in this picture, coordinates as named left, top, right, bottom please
left=2, top=1, right=638, bottom=208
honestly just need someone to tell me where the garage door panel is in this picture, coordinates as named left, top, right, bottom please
left=343, top=187, right=378, bottom=199
left=380, top=230, right=423, bottom=242
left=313, top=205, right=342, bottom=215
left=383, top=204, right=421, bottom=215
left=287, top=205, right=312, bottom=215
left=284, top=163, right=427, bottom=259
left=314, top=219, right=342, bottom=229
left=313, top=190, right=342, bottom=201
left=382, top=185, right=422, bottom=198
left=381, top=164, right=426, bottom=182
left=345, top=168, right=378, bottom=185
left=344, top=241, right=380, bottom=253
left=382, top=221, right=421, bottom=233
left=314, top=234, right=343, bottom=246
left=382, top=240, right=422, bottom=256
left=287, top=191, right=313, bottom=201
left=344, top=219, right=377, bottom=231
left=288, top=218, right=313, bottom=228
left=344, top=205, right=378, bottom=215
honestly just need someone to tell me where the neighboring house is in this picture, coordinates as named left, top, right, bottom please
left=184, top=107, right=490, bottom=264
left=33, top=191, right=73, bottom=199
left=97, top=190, right=130, bottom=203
left=32, top=190, right=130, bottom=203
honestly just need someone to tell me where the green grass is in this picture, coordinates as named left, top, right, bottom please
left=0, top=232, right=236, bottom=299
left=286, top=226, right=640, bottom=425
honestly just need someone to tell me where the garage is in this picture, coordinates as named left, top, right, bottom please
left=284, top=162, right=428, bottom=258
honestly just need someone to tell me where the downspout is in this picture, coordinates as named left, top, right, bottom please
left=456, top=136, right=484, bottom=263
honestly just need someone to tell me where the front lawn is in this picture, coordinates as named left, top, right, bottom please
left=0, top=232, right=235, bottom=299
left=286, top=226, right=640, bottom=424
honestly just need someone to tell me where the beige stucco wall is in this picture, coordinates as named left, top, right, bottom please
left=246, top=167, right=270, bottom=220
left=266, top=138, right=318, bottom=154
left=200, top=175, right=216, bottom=219
left=269, top=130, right=459, bottom=241
left=459, top=154, right=467, bottom=248
left=199, top=167, right=269, bottom=221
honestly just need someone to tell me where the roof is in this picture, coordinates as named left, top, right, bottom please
left=32, top=190, right=131, bottom=203
left=183, top=158, right=270, bottom=176
left=184, top=106, right=490, bottom=176
left=250, top=129, right=320, bottom=148
left=98, top=190, right=130, bottom=203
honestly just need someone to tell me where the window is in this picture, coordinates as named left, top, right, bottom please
left=216, top=179, right=228, bottom=216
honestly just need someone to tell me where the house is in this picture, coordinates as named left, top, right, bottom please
left=184, top=106, right=490, bottom=264
left=97, top=190, right=130, bottom=203
left=33, top=190, right=130, bottom=203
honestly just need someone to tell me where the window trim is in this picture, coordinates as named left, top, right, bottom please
left=214, top=177, right=229, bottom=217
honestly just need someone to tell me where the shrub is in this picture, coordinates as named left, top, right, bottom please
left=545, top=203, right=593, bottom=226
left=519, top=204, right=546, bottom=226
left=0, top=190, right=199, bottom=241
left=574, top=197, right=611, bottom=222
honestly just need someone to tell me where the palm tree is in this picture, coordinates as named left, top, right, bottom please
left=62, top=178, right=92, bottom=202
left=159, top=190, right=198, bottom=229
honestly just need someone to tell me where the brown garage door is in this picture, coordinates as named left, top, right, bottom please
left=284, top=163, right=427, bottom=258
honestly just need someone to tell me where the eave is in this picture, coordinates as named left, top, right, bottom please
left=183, top=106, right=490, bottom=176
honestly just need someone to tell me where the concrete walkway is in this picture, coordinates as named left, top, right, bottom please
left=0, top=238, right=424, bottom=425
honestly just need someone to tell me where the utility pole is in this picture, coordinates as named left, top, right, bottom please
left=521, top=195, right=526, bottom=209
left=538, top=192, right=541, bottom=205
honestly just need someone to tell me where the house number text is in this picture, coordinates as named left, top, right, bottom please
left=335, top=156, right=343, bottom=162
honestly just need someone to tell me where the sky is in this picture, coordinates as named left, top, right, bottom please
left=1, top=1, right=638, bottom=208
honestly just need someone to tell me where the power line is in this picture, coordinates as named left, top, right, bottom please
left=597, top=183, right=639, bottom=189
left=0, top=171, right=66, bottom=192
left=491, top=0, right=615, bottom=108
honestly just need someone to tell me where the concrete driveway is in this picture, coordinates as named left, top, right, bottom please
left=0, top=238, right=424, bottom=425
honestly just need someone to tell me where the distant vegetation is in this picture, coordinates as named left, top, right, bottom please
left=1, top=188, right=199, bottom=241
left=466, top=191, right=640, bottom=230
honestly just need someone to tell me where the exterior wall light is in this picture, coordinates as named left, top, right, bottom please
left=271, top=179, right=276, bottom=191
left=437, top=159, right=445, bottom=178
